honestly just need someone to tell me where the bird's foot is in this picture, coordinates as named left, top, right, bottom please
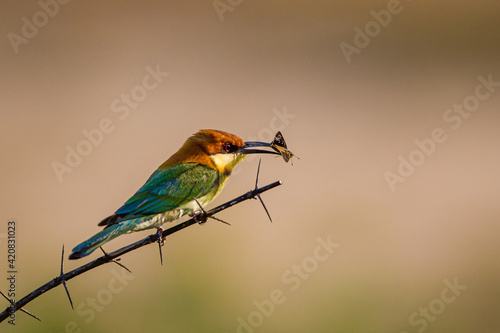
left=156, top=227, right=167, bottom=245
left=190, top=198, right=231, bottom=226
left=190, top=209, right=231, bottom=226
left=190, top=210, right=207, bottom=226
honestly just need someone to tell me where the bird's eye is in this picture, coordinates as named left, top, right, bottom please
left=223, top=143, right=232, bottom=153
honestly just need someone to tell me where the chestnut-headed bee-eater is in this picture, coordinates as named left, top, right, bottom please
left=69, top=129, right=280, bottom=259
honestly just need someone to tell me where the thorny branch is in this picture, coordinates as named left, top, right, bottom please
left=0, top=176, right=282, bottom=323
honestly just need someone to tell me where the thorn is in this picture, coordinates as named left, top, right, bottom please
left=257, top=194, right=273, bottom=223
left=60, top=245, right=64, bottom=274
left=62, top=282, right=74, bottom=310
left=0, top=291, right=41, bottom=322
left=193, top=198, right=231, bottom=226
left=254, top=159, right=274, bottom=222
left=60, top=245, right=74, bottom=310
left=20, top=307, right=42, bottom=321
left=113, top=259, right=132, bottom=273
left=255, top=158, right=262, bottom=190
left=209, top=215, right=231, bottom=226
left=156, top=228, right=165, bottom=266
left=99, top=247, right=132, bottom=273
left=158, top=241, right=163, bottom=266
left=0, top=291, right=10, bottom=304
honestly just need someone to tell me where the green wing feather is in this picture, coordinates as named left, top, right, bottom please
left=101, top=163, right=220, bottom=226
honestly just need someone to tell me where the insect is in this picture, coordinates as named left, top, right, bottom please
left=271, top=131, right=298, bottom=163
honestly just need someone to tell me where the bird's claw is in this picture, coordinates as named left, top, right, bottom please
left=190, top=198, right=231, bottom=226
left=190, top=210, right=207, bottom=226
left=156, top=227, right=167, bottom=245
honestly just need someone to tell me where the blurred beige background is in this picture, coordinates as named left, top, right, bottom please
left=1, top=1, right=500, bottom=332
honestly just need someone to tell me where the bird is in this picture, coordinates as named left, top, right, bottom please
left=69, top=129, right=280, bottom=259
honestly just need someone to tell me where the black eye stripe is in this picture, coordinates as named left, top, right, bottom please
left=223, top=143, right=232, bottom=153
left=222, top=142, right=240, bottom=153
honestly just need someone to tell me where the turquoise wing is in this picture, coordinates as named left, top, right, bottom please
left=99, top=163, right=220, bottom=226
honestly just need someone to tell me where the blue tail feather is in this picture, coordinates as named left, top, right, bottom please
left=69, top=221, right=135, bottom=259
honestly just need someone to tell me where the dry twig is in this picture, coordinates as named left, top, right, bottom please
left=0, top=177, right=282, bottom=323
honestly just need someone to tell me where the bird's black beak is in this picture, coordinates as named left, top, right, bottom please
left=240, top=141, right=281, bottom=155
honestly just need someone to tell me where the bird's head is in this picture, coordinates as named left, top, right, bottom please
left=161, top=129, right=280, bottom=175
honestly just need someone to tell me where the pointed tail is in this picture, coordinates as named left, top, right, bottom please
left=69, top=221, right=135, bottom=260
